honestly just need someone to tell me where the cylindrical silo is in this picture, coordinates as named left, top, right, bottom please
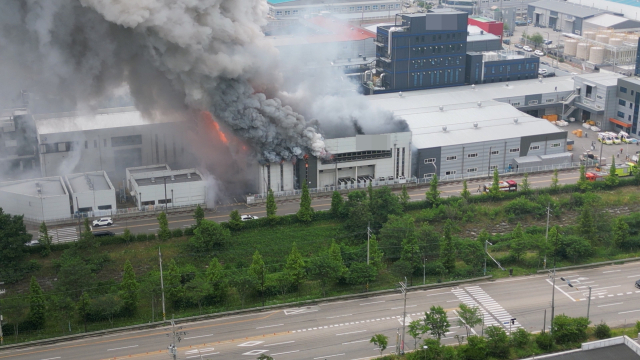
left=589, top=47, right=604, bottom=64
left=626, top=34, right=639, bottom=43
left=576, top=43, right=590, bottom=60
left=610, top=38, right=623, bottom=47
left=596, top=34, right=609, bottom=44
left=564, top=39, right=578, bottom=56
left=584, top=31, right=596, bottom=40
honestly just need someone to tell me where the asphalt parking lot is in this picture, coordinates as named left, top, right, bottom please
left=564, top=120, right=640, bottom=165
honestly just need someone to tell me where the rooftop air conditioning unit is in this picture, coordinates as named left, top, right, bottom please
left=187, top=173, right=192, bottom=179
left=439, top=106, right=444, bottom=111
left=514, top=118, right=519, bottom=124
left=151, top=177, right=155, bottom=183
left=171, top=175, right=175, bottom=181
left=473, top=122, right=478, bottom=128
left=442, top=126, right=447, bottom=132
left=477, top=101, right=482, bottom=107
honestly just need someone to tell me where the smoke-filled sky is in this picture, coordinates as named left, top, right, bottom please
left=0, top=0, right=407, bottom=164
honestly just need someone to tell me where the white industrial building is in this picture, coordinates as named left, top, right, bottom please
left=0, top=176, right=70, bottom=222
left=65, top=171, right=117, bottom=215
left=34, top=107, right=187, bottom=183
left=127, top=165, right=205, bottom=209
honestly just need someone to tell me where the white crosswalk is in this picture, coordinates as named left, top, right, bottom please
left=49, top=226, right=78, bottom=243
left=465, top=286, right=522, bottom=333
left=451, top=288, right=500, bottom=328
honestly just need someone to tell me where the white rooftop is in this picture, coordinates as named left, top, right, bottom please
left=66, top=171, right=113, bottom=193
left=584, top=13, right=638, bottom=27
left=405, top=101, right=565, bottom=149
left=0, top=176, right=68, bottom=197
left=575, top=71, right=625, bottom=86
left=35, top=107, right=182, bottom=135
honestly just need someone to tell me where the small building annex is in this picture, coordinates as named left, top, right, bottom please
left=126, top=165, right=205, bottom=209
left=65, top=171, right=117, bottom=215
left=0, top=176, right=70, bottom=222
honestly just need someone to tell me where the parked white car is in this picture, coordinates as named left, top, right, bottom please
left=523, top=46, right=533, bottom=52
left=533, top=50, right=545, bottom=56
left=92, top=217, right=113, bottom=227
left=538, top=69, right=547, bottom=75
left=241, top=215, right=259, bottom=221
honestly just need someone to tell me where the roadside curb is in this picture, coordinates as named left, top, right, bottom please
left=535, top=257, right=640, bottom=273
left=0, top=276, right=491, bottom=350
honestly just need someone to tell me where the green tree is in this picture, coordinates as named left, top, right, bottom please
left=612, top=217, right=629, bottom=249
left=408, top=319, right=424, bottom=349
left=76, top=291, right=91, bottom=332
left=78, top=218, right=95, bottom=248
left=489, top=168, right=502, bottom=199
left=370, top=187, right=403, bottom=227
left=90, top=293, right=122, bottom=327
left=284, top=244, right=306, bottom=291
left=228, top=210, right=244, bottom=231
left=55, top=251, right=96, bottom=298
left=509, top=223, right=527, bottom=262
left=122, top=228, right=132, bottom=245
left=462, top=238, right=484, bottom=272
left=343, top=192, right=372, bottom=233
left=370, top=334, right=389, bottom=356
left=205, top=257, right=228, bottom=304
left=28, top=276, right=46, bottom=329
left=119, top=260, right=139, bottom=314
left=463, top=335, right=488, bottom=360
left=184, top=274, right=211, bottom=314
left=194, top=204, right=205, bottom=227
left=458, top=303, right=482, bottom=337
left=423, top=305, right=450, bottom=340
left=551, top=169, right=559, bottom=191
left=566, top=236, right=592, bottom=263
left=297, top=182, right=314, bottom=222
left=157, top=212, right=171, bottom=241
left=530, top=32, right=544, bottom=46
left=426, top=175, right=441, bottom=207
left=231, top=269, right=256, bottom=308
left=634, top=166, right=640, bottom=185
left=257, top=354, right=274, bottom=360
left=594, top=321, right=611, bottom=339
left=190, top=219, right=231, bottom=252
left=165, top=259, right=183, bottom=307
left=379, top=215, right=415, bottom=260
left=401, top=232, right=421, bottom=285
left=328, top=241, right=346, bottom=276
left=345, top=262, right=376, bottom=290
left=309, top=248, right=343, bottom=297
left=330, top=191, right=344, bottom=218
left=520, top=173, right=531, bottom=193
left=400, top=184, right=410, bottom=209
left=249, top=250, right=267, bottom=305
left=266, top=188, right=277, bottom=218
left=368, top=234, right=384, bottom=271
left=548, top=226, right=560, bottom=265
left=577, top=207, right=597, bottom=243
left=511, top=328, right=530, bottom=348
left=38, top=222, right=52, bottom=257
left=440, top=220, right=456, bottom=273
left=486, top=325, right=510, bottom=359
left=578, top=164, right=591, bottom=191
left=461, top=180, right=471, bottom=201
left=606, top=155, right=619, bottom=186
left=552, top=314, right=590, bottom=344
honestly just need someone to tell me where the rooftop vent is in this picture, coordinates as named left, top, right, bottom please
left=439, top=105, right=444, bottom=111
left=473, top=122, right=478, bottom=128
left=399, top=91, right=403, bottom=97
left=171, top=175, right=175, bottom=181
left=151, top=177, right=155, bottom=183
left=442, top=126, right=447, bottom=132
left=471, top=84, right=475, bottom=90
left=187, top=173, right=192, bottom=179
left=514, top=118, right=519, bottom=124
left=477, top=101, right=482, bottom=107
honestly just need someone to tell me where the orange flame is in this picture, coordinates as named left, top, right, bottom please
left=200, top=111, right=228, bottom=145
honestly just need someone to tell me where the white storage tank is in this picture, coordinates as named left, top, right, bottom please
left=584, top=31, right=596, bottom=40
left=576, top=43, right=590, bottom=60
left=626, top=34, right=639, bottom=43
left=595, top=34, right=609, bottom=44
left=610, top=38, right=623, bottom=47
left=589, top=47, right=604, bottom=64
left=564, top=39, right=578, bottom=56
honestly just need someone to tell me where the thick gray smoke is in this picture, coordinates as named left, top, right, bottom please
left=0, top=0, right=325, bottom=162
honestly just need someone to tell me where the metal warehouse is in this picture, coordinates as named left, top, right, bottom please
left=65, top=171, right=117, bottom=216
left=0, top=176, right=70, bottom=222
left=126, top=166, right=206, bottom=209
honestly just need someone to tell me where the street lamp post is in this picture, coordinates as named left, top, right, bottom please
left=543, top=203, right=552, bottom=269
left=587, top=286, right=592, bottom=320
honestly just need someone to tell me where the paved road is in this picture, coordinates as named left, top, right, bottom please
left=44, top=169, right=579, bottom=239
left=3, top=262, right=640, bottom=360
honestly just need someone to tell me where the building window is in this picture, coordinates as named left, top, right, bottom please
left=631, top=103, right=634, bottom=109
left=490, top=165, right=498, bottom=170
left=511, top=102, right=520, bottom=106
left=424, top=173, right=434, bottom=178
left=381, top=4, right=386, bottom=9
left=350, top=6, right=355, bottom=11
left=293, top=10, right=298, bottom=14
left=528, top=100, right=538, bottom=105
left=620, top=99, right=627, bottom=106
left=364, top=5, right=371, bottom=10
left=276, top=11, right=282, bottom=15
left=550, top=143, right=561, bottom=148
left=445, top=170, right=457, bottom=176
left=446, top=155, right=457, bottom=161
left=633, top=90, right=635, bottom=95
left=467, top=153, right=478, bottom=158
left=94, top=139, right=97, bottom=148
left=111, top=135, right=142, bottom=147
left=424, top=158, right=436, bottom=164
left=84, top=141, right=88, bottom=149
left=510, top=148, right=520, bottom=153
left=284, top=10, right=291, bottom=15
left=529, top=145, right=540, bottom=151
left=396, top=3, right=400, bottom=8
left=621, top=86, right=628, bottom=93
left=467, top=168, right=478, bottom=173
left=357, top=6, right=363, bottom=10
left=596, top=95, right=603, bottom=100
left=618, top=111, right=625, bottom=118
left=491, top=150, right=499, bottom=155
left=373, top=5, right=378, bottom=10
left=545, top=99, right=555, bottom=103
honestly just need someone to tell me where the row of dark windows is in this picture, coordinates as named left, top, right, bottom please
left=409, top=44, right=464, bottom=56
left=412, top=56, right=463, bottom=69
left=320, top=150, right=392, bottom=164
left=412, top=32, right=464, bottom=43
left=411, top=69, right=463, bottom=87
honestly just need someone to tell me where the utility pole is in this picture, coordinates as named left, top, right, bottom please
left=484, top=240, right=488, bottom=276
left=423, top=257, right=426, bottom=285
left=587, top=286, right=592, bottom=321
left=544, top=202, right=551, bottom=269
left=399, top=277, right=408, bottom=355
left=550, top=269, right=556, bottom=335
left=367, top=223, right=371, bottom=292
left=0, top=281, right=4, bottom=345
left=164, top=177, right=168, bottom=211
left=159, top=247, right=166, bottom=322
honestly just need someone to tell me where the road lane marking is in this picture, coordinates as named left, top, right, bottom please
left=598, top=303, right=623, bottom=307
left=546, top=279, right=576, bottom=302
left=603, top=270, right=621, bottom=273
left=256, top=324, right=284, bottom=329
left=360, top=301, right=385, bottom=305
left=314, top=354, right=345, bottom=359
left=272, top=350, right=300, bottom=356
left=336, top=330, right=367, bottom=336
left=426, top=292, right=452, bottom=297
left=186, top=348, right=216, bottom=354
left=619, top=309, right=640, bottom=314
left=265, top=341, right=295, bottom=347
left=187, top=353, right=219, bottom=358
left=627, top=275, right=640, bottom=278
left=243, top=350, right=269, bottom=355
left=107, top=345, right=138, bottom=351
left=391, top=305, right=416, bottom=309
left=40, top=358, right=61, bottom=360
left=184, top=334, right=214, bottom=340
left=238, top=341, right=265, bottom=346
left=343, top=339, right=370, bottom=345
left=327, top=314, right=352, bottom=319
